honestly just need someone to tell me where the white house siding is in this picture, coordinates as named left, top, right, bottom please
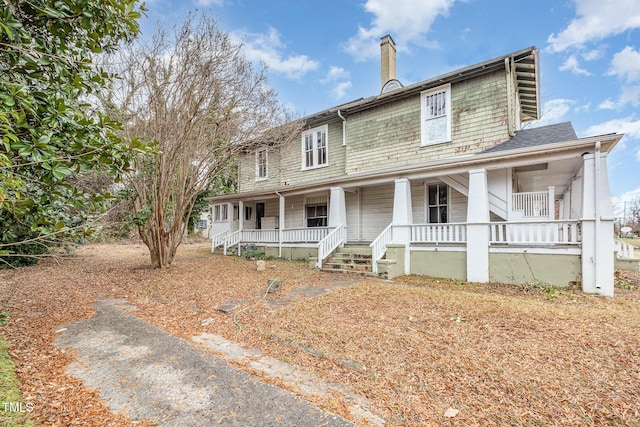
left=411, top=181, right=426, bottom=223
left=346, top=190, right=361, bottom=242
left=345, top=71, right=511, bottom=175
left=449, top=188, right=468, bottom=223
left=284, top=195, right=305, bottom=229
left=360, top=184, right=394, bottom=241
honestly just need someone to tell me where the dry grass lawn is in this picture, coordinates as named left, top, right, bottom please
left=1, top=243, right=639, bottom=426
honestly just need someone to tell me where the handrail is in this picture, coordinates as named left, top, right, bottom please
left=211, top=230, right=229, bottom=251
left=223, top=230, right=242, bottom=255
left=370, top=223, right=393, bottom=273
left=316, top=225, right=346, bottom=268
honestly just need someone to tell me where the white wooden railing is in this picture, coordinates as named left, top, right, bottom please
left=281, top=227, right=330, bottom=243
left=410, top=223, right=467, bottom=243
left=370, top=223, right=393, bottom=274
left=512, top=191, right=549, bottom=218
left=223, top=230, right=241, bottom=255
left=615, top=240, right=636, bottom=259
left=316, top=225, right=346, bottom=268
left=490, top=220, right=580, bottom=245
left=211, top=230, right=229, bottom=250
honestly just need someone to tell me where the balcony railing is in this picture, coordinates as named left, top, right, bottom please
left=512, top=191, right=550, bottom=218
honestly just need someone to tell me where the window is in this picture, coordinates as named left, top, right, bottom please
left=244, top=206, right=253, bottom=221
left=195, top=220, right=208, bottom=230
left=301, top=125, right=328, bottom=169
left=256, top=149, right=268, bottom=180
left=421, top=84, right=451, bottom=146
left=427, top=184, right=448, bottom=223
left=305, top=204, right=327, bottom=227
left=213, top=204, right=228, bottom=222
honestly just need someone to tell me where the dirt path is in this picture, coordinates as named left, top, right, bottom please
left=54, top=298, right=354, bottom=427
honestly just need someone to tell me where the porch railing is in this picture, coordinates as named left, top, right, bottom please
left=490, top=220, right=580, bottom=245
left=282, top=227, right=330, bottom=243
left=512, top=191, right=549, bottom=218
left=615, top=240, right=636, bottom=259
left=370, top=223, right=393, bottom=274
left=411, top=223, right=467, bottom=243
left=317, top=225, right=346, bottom=268
left=211, top=230, right=229, bottom=250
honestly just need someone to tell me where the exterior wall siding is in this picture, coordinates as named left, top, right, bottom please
left=238, top=119, right=345, bottom=193
left=345, top=71, right=510, bottom=174
left=360, top=184, right=394, bottom=241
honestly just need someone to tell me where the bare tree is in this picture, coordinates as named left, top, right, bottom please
left=102, top=14, right=302, bottom=268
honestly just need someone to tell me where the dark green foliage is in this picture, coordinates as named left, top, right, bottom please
left=0, top=0, right=150, bottom=264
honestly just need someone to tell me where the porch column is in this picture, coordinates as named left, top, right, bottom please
left=278, top=194, right=285, bottom=258
left=581, top=152, right=614, bottom=296
left=562, top=191, right=571, bottom=219
left=329, top=187, right=347, bottom=227
left=392, top=178, right=413, bottom=274
left=548, top=186, right=555, bottom=220
left=239, top=201, right=244, bottom=230
left=466, top=169, right=490, bottom=283
left=570, top=174, right=583, bottom=219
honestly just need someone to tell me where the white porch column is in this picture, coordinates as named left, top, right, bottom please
left=239, top=200, right=244, bottom=230
left=278, top=194, right=285, bottom=258
left=467, top=169, right=490, bottom=283
left=548, top=186, right=555, bottom=220
left=581, top=152, right=614, bottom=296
left=329, top=187, right=347, bottom=227
left=562, top=191, right=571, bottom=219
left=570, top=175, right=583, bottom=219
left=392, top=178, right=413, bottom=274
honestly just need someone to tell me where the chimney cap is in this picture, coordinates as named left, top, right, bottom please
left=380, top=34, right=396, bottom=47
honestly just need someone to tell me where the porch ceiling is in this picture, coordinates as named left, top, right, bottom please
left=514, top=156, right=580, bottom=195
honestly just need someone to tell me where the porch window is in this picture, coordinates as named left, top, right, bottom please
left=256, top=148, right=268, bottom=180
left=306, top=204, right=327, bottom=227
left=427, top=184, right=448, bottom=223
left=245, top=206, right=253, bottom=221
left=421, top=84, right=451, bottom=146
left=302, top=125, right=328, bottom=169
left=213, top=204, right=228, bottom=222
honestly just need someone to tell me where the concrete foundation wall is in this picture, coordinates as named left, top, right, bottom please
left=615, top=257, right=640, bottom=272
left=264, top=246, right=318, bottom=260
left=489, top=252, right=581, bottom=287
left=409, top=250, right=467, bottom=281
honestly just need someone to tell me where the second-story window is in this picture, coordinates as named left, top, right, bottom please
left=421, top=84, right=451, bottom=146
left=256, top=148, right=268, bottom=180
left=301, top=125, right=328, bottom=170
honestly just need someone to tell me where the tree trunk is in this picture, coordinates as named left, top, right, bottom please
left=139, top=226, right=181, bottom=269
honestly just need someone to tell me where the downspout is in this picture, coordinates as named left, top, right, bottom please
left=594, top=141, right=601, bottom=290
left=338, top=110, right=347, bottom=146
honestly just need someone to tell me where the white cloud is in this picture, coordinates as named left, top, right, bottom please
left=343, top=0, right=457, bottom=61
left=559, top=55, right=591, bottom=75
left=583, top=116, right=640, bottom=140
left=547, top=0, right=640, bottom=52
left=599, top=99, right=617, bottom=110
left=608, top=46, right=640, bottom=83
left=581, top=48, right=604, bottom=61
left=195, top=0, right=224, bottom=5
left=233, top=27, right=319, bottom=79
left=533, top=99, right=574, bottom=127
left=331, top=81, right=353, bottom=99
left=323, top=66, right=351, bottom=82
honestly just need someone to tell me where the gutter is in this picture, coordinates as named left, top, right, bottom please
left=337, top=110, right=347, bottom=146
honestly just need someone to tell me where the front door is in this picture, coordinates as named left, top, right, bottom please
left=256, top=203, right=265, bottom=229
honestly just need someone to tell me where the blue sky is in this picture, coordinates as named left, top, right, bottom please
left=140, top=0, right=640, bottom=216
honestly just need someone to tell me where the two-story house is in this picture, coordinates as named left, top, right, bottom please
left=209, top=36, right=622, bottom=296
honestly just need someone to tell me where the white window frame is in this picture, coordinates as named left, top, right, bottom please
left=420, top=83, right=451, bottom=146
left=301, top=125, right=329, bottom=170
left=255, top=148, right=268, bottom=181
left=426, top=183, right=449, bottom=223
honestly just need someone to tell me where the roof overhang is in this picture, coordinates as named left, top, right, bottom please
left=208, top=133, right=623, bottom=202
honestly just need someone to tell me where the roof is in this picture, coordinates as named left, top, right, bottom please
left=482, top=122, right=578, bottom=153
left=304, top=46, right=540, bottom=126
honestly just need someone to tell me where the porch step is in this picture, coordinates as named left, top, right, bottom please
left=320, top=245, right=375, bottom=275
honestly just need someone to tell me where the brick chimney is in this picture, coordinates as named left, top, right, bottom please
left=380, top=35, right=396, bottom=87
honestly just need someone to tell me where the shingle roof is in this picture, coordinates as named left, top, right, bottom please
left=482, top=121, right=578, bottom=153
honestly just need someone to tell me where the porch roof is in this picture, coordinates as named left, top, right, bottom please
left=483, top=122, right=578, bottom=153
left=207, top=132, right=623, bottom=203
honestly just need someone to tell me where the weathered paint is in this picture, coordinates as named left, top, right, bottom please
left=489, top=252, right=581, bottom=287
left=409, top=250, right=467, bottom=281
left=264, top=246, right=318, bottom=260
